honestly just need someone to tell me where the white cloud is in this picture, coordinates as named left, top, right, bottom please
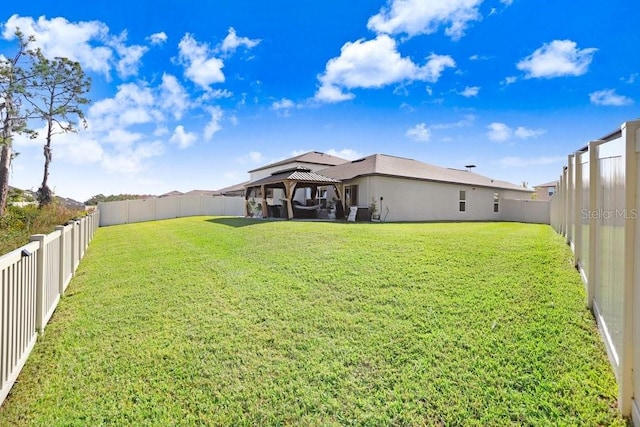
left=109, top=31, right=148, bottom=78
left=202, top=89, right=233, bottom=100
left=50, top=129, right=105, bottom=164
left=496, top=156, right=564, bottom=168
left=102, top=141, right=164, bottom=174
left=367, top=0, right=482, bottom=40
left=203, top=106, right=223, bottom=141
left=63, top=138, right=105, bottom=164
left=68, top=81, right=182, bottom=174
left=237, top=151, right=264, bottom=164
left=422, top=53, right=457, bottom=81
left=500, top=0, right=514, bottom=5
left=469, top=54, right=490, bottom=61
left=325, top=148, right=363, bottom=160
left=102, top=128, right=145, bottom=147
left=272, top=98, right=296, bottom=117
left=514, top=126, right=545, bottom=138
left=147, top=32, right=167, bottom=45
left=315, top=35, right=455, bottom=103
left=178, top=33, right=225, bottom=90
left=23, top=120, right=165, bottom=175
left=405, top=115, right=474, bottom=142
left=3, top=14, right=112, bottom=77
left=488, top=122, right=545, bottom=142
left=272, top=98, right=295, bottom=110
left=460, top=86, right=480, bottom=97
left=89, top=82, right=159, bottom=131
left=431, top=114, right=475, bottom=130
left=169, top=125, right=197, bottom=149
left=487, top=122, right=511, bottom=142
left=406, top=123, right=431, bottom=142
left=159, top=73, right=190, bottom=119
left=2, top=15, right=151, bottom=80
left=502, top=76, right=517, bottom=85
left=589, top=89, right=633, bottom=106
left=517, top=40, right=597, bottom=79
left=314, top=84, right=354, bottom=103
left=218, top=27, right=260, bottom=54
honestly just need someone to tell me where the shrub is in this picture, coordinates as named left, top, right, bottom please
left=0, top=203, right=85, bottom=255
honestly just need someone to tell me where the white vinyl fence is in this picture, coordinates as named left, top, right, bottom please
left=502, top=198, right=550, bottom=224
left=0, top=210, right=99, bottom=406
left=550, top=119, right=640, bottom=421
left=98, top=195, right=245, bottom=226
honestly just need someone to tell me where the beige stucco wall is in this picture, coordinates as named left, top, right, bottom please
left=345, top=175, right=533, bottom=222
left=534, top=186, right=556, bottom=201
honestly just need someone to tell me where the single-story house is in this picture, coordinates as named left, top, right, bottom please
left=213, top=181, right=250, bottom=198
left=533, top=181, right=558, bottom=201
left=244, top=151, right=533, bottom=222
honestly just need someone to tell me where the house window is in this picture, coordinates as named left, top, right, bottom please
left=345, top=185, right=358, bottom=207
left=459, top=190, right=466, bottom=212
left=548, top=187, right=555, bottom=197
left=493, top=193, right=499, bottom=213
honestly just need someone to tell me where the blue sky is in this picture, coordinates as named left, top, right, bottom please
left=1, top=1, right=638, bottom=201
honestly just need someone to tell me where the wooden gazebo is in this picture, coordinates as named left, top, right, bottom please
left=245, top=167, right=343, bottom=219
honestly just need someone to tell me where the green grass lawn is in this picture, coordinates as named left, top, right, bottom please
left=0, top=218, right=625, bottom=426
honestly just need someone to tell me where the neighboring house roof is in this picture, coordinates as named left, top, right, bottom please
left=248, top=151, right=349, bottom=173
left=159, top=190, right=184, bottom=198
left=534, top=180, right=559, bottom=188
left=215, top=181, right=249, bottom=195
left=247, top=166, right=340, bottom=187
left=318, top=154, right=532, bottom=193
left=182, top=189, right=217, bottom=196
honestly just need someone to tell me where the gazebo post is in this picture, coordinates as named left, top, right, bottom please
left=335, top=183, right=345, bottom=213
left=260, top=185, right=268, bottom=217
left=284, top=181, right=296, bottom=219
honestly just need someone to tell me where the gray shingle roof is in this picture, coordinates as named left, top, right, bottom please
left=182, top=189, right=217, bottom=196
left=534, top=180, right=558, bottom=188
left=247, top=151, right=349, bottom=173
left=247, top=167, right=340, bottom=187
left=318, top=154, right=531, bottom=192
left=214, top=181, right=250, bottom=195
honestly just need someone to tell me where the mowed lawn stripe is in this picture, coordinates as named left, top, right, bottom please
left=0, top=218, right=625, bottom=425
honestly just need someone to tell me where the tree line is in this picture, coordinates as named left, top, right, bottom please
left=84, top=194, right=153, bottom=206
left=0, top=30, right=90, bottom=217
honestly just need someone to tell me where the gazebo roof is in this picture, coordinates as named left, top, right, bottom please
left=246, top=166, right=340, bottom=188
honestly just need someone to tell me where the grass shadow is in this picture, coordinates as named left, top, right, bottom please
left=205, top=217, right=281, bottom=228
left=204, top=216, right=368, bottom=228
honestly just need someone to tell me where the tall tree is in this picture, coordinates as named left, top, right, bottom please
left=0, top=31, right=33, bottom=217
left=25, top=51, right=90, bottom=206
